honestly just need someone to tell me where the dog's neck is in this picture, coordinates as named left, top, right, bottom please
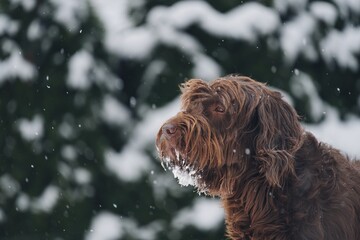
left=221, top=169, right=292, bottom=239
left=220, top=133, right=317, bottom=239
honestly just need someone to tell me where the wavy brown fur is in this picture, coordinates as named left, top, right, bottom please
left=156, top=75, right=360, bottom=240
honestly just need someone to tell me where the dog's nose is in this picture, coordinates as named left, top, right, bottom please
left=162, top=123, right=178, bottom=138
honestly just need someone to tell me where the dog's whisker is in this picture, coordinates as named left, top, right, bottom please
left=160, top=159, right=167, bottom=172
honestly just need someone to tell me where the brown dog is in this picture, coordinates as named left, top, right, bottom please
left=156, top=75, right=360, bottom=240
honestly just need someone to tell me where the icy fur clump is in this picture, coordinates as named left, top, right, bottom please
left=161, top=150, right=205, bottom=191
left=171, top=165, right=198, bottom=187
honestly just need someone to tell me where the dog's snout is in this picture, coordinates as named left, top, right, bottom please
left=162, top=123, right=178, bottom=138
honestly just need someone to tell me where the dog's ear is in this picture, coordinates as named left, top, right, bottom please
left=255, top=90, right=303, bottom=187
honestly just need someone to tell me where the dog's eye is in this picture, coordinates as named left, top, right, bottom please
left=214, top=105, right=225, bottom=113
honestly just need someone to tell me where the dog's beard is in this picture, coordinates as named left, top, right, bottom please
left=157, top=147, right=207, bottom=194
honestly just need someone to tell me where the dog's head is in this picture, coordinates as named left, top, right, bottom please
left=156, top=76, right=303, bottom=195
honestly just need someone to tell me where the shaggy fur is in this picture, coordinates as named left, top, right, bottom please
left=156, top=75, right=360, bottom=240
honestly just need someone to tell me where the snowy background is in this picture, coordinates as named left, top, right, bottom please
left=0, top=0, right=359, bottom=239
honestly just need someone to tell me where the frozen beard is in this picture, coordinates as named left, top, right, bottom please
left=159, top=149, right=206, bottom=193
